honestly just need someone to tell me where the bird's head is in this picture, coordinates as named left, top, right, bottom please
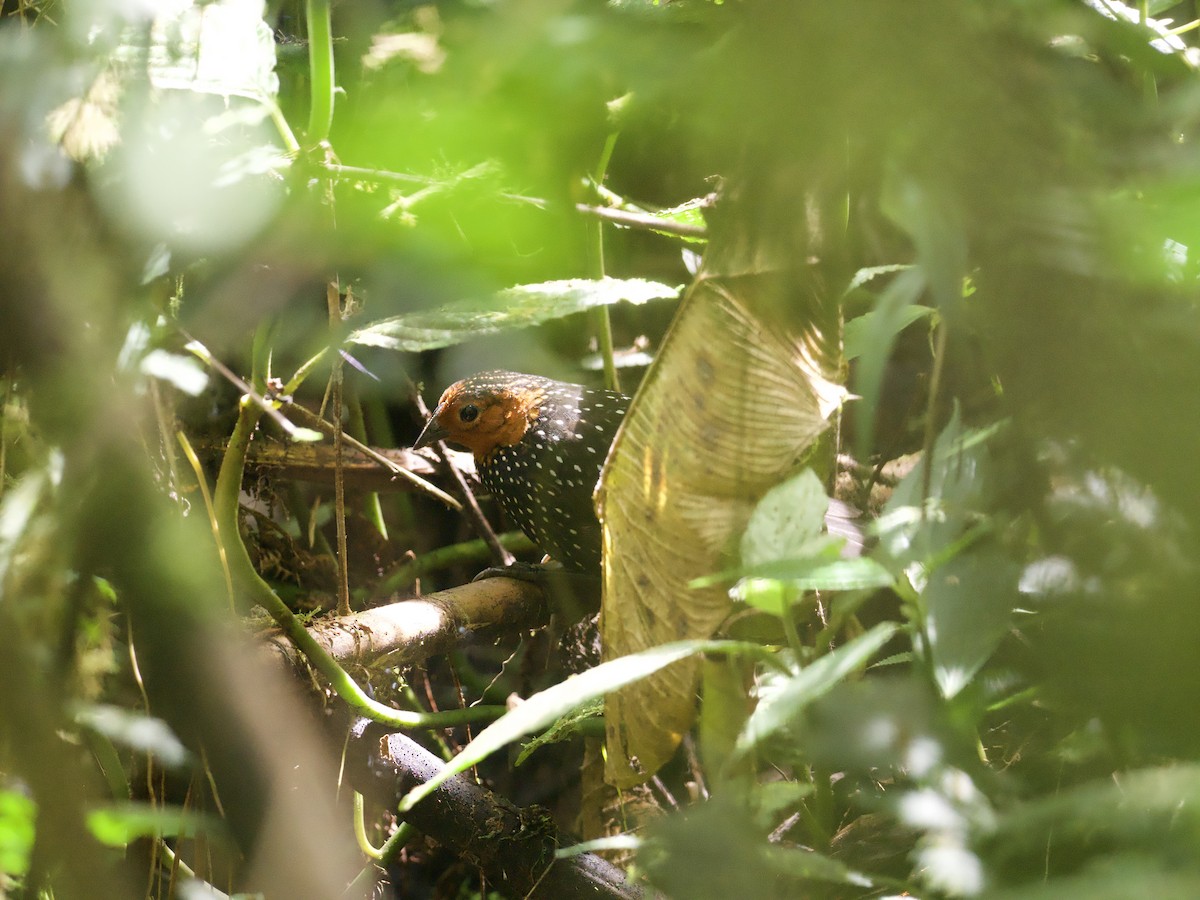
left=413, top=371, right=546, bottom=462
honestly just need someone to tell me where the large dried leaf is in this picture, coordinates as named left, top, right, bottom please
left=597, top=257, right=847, bottom=787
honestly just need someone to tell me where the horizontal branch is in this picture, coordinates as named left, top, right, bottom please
left=207, top=438, right=476, bottom=492
left=260, top=576, right=548, bottom=673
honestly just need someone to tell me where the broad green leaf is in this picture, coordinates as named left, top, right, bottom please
left=348, top=277, right=680, bottom=352
left=397, top=639, right=761, bottom=813
left=740, top=469, right=829, bottom=568
left=987, top=858, right=1200, bottom=900
left=736, top=622, right=900, bottom=755
left=763, top=843, right=874, bottom=888
left=87, top=803, right=222, bottom=847
left=925, top=548, right=1019, bottom=697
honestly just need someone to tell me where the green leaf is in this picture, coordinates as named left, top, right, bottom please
left=694, top=555, right=893, bottom=595
left=397, top=639, right=763, bottom=813
left=736, top=622, right=900, bottom=755
left=0, top=790, right=36, bottom=877
left=844, top=303, right=933, bottom=361
left=851, top=266, right=927, bottom=459
left=875, top=408, right=1003, bottom=568
left=139, top=350, right=210, bottom=397
left=74, top=704, right=193, bottom=769
left=86, top=802, right=223, bottom=847
left=925, top=548, right=1019, bottom=697
left=986, top=765, right=1200, bottom=871
left=514, top=698, right=602, bottom=765
left=740, top=469, right=829, bottom=568
left=647, top=197, right=709, bottom=242
left=762, top=843, right=874, bottom=888
left=737, top=558, right=895, bottom=597
left=348, top=277, right=680, bottom=352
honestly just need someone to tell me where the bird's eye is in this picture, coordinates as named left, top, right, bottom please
left=459, top=404, right=479, bottom=423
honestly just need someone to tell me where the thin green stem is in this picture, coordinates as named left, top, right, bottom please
left=305, top=0, right=335, bottom=144
left=378, top=531, right=536, bottom=594
left=590, top=130, right=621, bottom=392
left=347, top=821, right=417, bottom=894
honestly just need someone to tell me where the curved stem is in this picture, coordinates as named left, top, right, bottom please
left=213, top=336, right=502, bottom=729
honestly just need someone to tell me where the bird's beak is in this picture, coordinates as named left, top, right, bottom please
left=413, top=411, right=448, bottom=450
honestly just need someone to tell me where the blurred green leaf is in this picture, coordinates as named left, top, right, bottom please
left=86, top=802, right=222, bottom=847
left=733, top=558, right=895, bottom=599
left=347, top=277, right=680, bottom=352
left=986, top=765, right=1200, bottom=878
left=844, top=303, right=933, bottom=361
left=74, top=704, right=192, bottom=769
left=736, top=622, right=900, bottom=755
left=852, top=267, right=927, bottom=459
left=875, top=409, right=1003, bottom=568
left=925, top=548, right=1019, bottom=698
left=0, top=790, right=35, bottom=877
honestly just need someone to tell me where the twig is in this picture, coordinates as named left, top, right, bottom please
left=575, top=203, right=708, bottom=239
left=287, top=402, right=461, bottom=511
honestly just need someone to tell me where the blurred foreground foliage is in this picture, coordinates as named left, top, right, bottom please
left=3, top=0, right=1200, bottom=897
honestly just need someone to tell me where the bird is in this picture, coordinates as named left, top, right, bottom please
left=413, top=371, right=630, bottom=573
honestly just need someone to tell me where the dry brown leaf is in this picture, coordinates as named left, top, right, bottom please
left=597, top=256, right=845, bottom=788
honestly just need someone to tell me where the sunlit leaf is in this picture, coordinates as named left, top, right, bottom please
left=123, top=0, right=281, bottom=101
left=514, top=698, right=602, bottom=766
left=347, top=277, right=680, bottom=352
left=397, top=640, right=762, bottom=813
left=599, top=244, right=848, bottom=786
left=140, top=350, right=210, bottom=397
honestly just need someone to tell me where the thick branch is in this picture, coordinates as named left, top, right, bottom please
left=260, top=577, right=548, bottom=673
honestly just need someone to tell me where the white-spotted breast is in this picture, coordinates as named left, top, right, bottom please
left=414, top=371, right=630, bottom=572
